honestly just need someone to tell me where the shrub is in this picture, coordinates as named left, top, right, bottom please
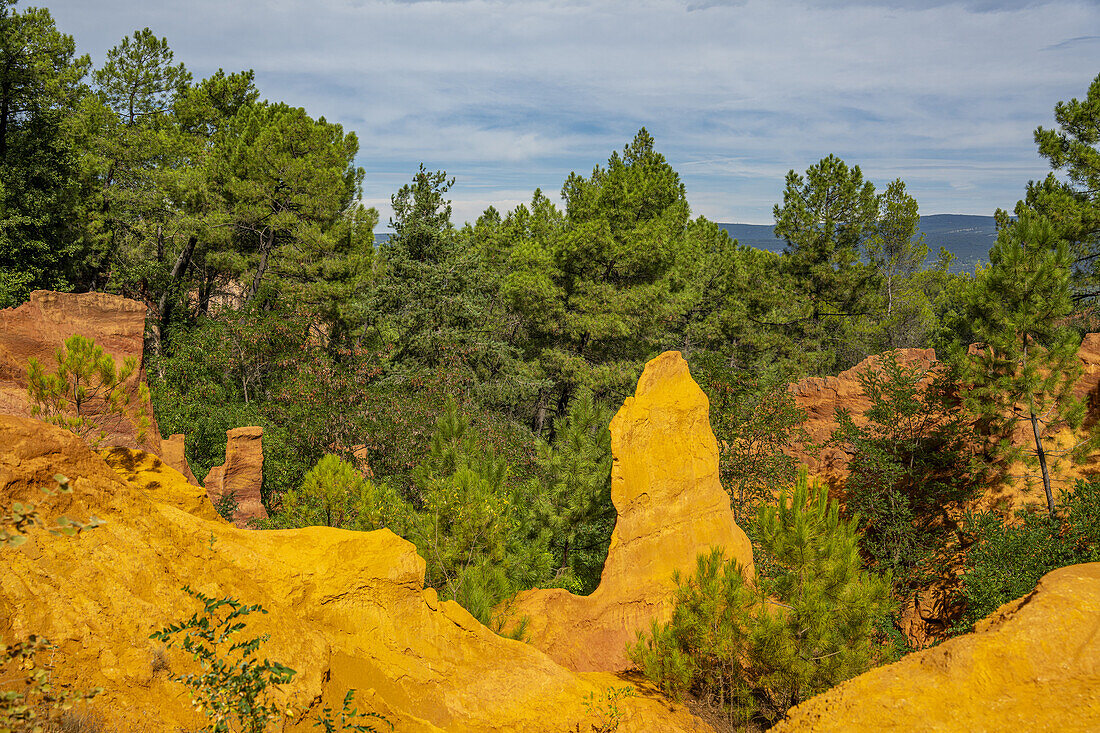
left=0, top=635, right=102, bottom=733
left=1, top=475, right=101, bottom=548
left=631, top=473, right=892, bottom=726
left=150, top=587, right=295, bottom=733
left=213, top=492, right=239, bottom=524
left=832, top=352, right=987, bottom=583
left=263, top=454, right=404, bottom=532
left=151, top=587, right=390, bottom=733
left=956, top=478, right=1100, bottom=631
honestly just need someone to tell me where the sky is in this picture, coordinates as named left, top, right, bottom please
left=42, top=0, right=1100, bottom=227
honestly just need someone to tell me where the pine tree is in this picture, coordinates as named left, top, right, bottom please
left=27, top=334, right=150, bottom=447
left=1012, top=72, right=1100, bottom=300
left=958, top=213, right=1086, bottom=516
left=530, top=390, right=615, bottom=593
left=631, top=473, right=892, bottom=726
left=773, top=155, right=881, bottom=371
left=407, top=401, right=551, bottom=625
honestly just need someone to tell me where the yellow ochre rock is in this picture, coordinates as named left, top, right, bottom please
left=773, top=562, right=1100, bottom=732
left=500, top=351, right=755, bottom=672
left=0, top=415, right=714, bottom=732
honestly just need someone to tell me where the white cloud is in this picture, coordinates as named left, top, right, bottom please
left=44, top=0, right=1100, bottom=224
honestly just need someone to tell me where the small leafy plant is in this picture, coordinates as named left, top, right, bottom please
left=1, top=475, right=102, bottom=548
left=149, top=587, right=295, bottom=733
left=213, top=492, right=240, bottom=523
left=0, top=635, right=102, bottom=733
left=152, top=588, right=392, bottom=733
left=579, top=686, right=634, bottom=733
left=312, top=690, right=392, bottom=733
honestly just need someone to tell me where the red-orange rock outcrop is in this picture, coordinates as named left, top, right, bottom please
left=784, top=338, right=1100, bottom=648
left=0, top=290, right=161, bottom=452
left=773, top=562, right=1100, bottom=732
left=499, top=351, right=755, bottom=672
left=784, top=348, right=937, bottom=483
left=204, top=425, right=268, bottom=527
left=0, top=414, right=715, bottom=732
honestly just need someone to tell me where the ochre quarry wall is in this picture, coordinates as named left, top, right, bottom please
left=499, top=351, right=755, bottom=672
left=204, top=425, right=268, bottom=527
left=772, top=562, right=1100, bottom=732
left=0, top=415, right=714, bottom=733
left=0, top=290, right=161, bottom=453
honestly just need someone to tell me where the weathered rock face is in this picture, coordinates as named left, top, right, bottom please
left=0, top=415, right=715, bottom=733
left=160, top=433, right=199, bottom=486
left=772, top=562, right=1100, bottom=732
left=500, top=351, right=755, bottom=672
left=0, top=290, right=161, bottom=453
left=204, top=425, right=267, bottom=527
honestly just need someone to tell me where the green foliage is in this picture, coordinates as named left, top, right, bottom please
left=404, top=401, right=551, bottom=625
left=956, top=478, right=1100, bottom=631
left=502, top=128, right=693, bottom=413
left=214, top=492, right=239, bottom=524
left=955, top=213, right=1086, bottom=515
left=530, top=390, right=615, bottom=594
left=266, top=454, right=403, bottom=532
left=832, top=353, right=986, bottom=583
left=149, top=587, right=295, bottom=733
left=1, top=474, right=102, bottom=548
left=0, top=1, right=93, bottom=306
left=773, top=155, right=881, bottom=372
left=0, top=634, right=102, bottom=733
left=1013, top=72, right=1100, bottom=300
left=311, top=690, right=392, bottom=733
left=26, top=334, right=148, bottom=447
left=865, top=180, right=934, bottom=351
left=690, top=353, right=806, bottom=526
left=94, top=28, right=191, bottom=125
left=578, top=686, right=634, bottom=733
left=152, top=588, right=390, bottom=732
left=631, top=474, right=892, bottom=726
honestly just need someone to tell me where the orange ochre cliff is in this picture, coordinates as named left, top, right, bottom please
left=0, top=415, right=714, bottom=732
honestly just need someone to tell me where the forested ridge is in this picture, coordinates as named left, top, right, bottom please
left=4, top=1, right=1100, bottom=727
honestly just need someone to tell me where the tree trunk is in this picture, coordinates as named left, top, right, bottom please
left=245, top=229, right=274, bottom=304
left=0, top=73, right=10, bottom=162
left=154, top=234, right=198, bottom=363
left=1030, top=410, right=1056, bottom=518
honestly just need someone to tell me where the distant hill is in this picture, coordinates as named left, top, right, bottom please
left=375, top=215, right=997, bottom=275
left=719, top=214, right=998, bottom=274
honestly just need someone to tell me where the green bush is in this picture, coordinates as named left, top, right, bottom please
left=265, top=454, right=403, bottom=532
left=832, top=352, right=986, bottom=584
left=406, top=401, right=551, bottom=626
left=150, top=587, right=295, bottom=733
left=631, top=473, right=892, bottom=726
left=956, top=478, right=1100, bottom=631
left=151, top=587, right=390, bottom=732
